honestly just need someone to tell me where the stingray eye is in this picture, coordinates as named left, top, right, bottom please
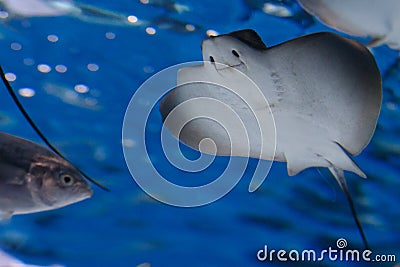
left=232, top=50, right=240, bottom=57
left=60, top=174, right=74, bottom=186
left=209, top=56, right=215, bottom=63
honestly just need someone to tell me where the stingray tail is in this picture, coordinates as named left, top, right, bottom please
left=328, top=167, right=370, bottom=250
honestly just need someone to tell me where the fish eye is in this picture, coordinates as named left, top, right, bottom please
left=232, top=50, right=240, bottom=57
left=209, top=56, right=215, bottom=63
left=60, top=174, right=75, bottom=186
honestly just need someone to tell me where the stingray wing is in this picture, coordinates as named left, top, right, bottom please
left=255, top=32, right=381, bottom=177
left=266, top=32, right=382, bottom=156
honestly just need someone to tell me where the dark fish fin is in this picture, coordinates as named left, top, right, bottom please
left=79, top=169, right=110, bottom=191
left=0, top=66, right=65, bottom=158
left=367, top=36, right=385, bottom=48
left=227, top=29, right=268, bottom=50
left=0, top=65, right=109, bottom=192
left=328, top=167, right=370, bottom=250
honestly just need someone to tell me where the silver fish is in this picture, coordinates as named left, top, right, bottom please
left=0, top=132, right=92, bottom=219
left=297, top=0, right=400, bottom=49
left=0, top=0, right=137, bottom=27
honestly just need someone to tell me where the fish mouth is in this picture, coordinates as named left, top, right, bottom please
left=215, top=63, right=244, bottom=70
left=210, top=60, right=246, bottom=72
left=78, top=187, right=93, bottom=199
left=83, top=189, right=94, bottom=198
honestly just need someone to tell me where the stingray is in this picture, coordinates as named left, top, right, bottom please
left=160, top=29, right=382, bottom=248
left=297, top=0, right=400, bottom=50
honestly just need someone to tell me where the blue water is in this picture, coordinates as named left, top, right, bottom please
left=0, top=0, right=399, bottom=266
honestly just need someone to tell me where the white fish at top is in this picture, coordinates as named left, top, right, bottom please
left=297, top=0, right=400, bottom=49
left=0, top=249, right=64, bottom=267
left=0, top=0, right=78, bottom=17
left=0, top=0, right=140, bottom=26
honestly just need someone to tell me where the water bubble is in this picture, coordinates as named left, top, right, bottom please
left=87, top=63, right=99, bottom=72
left=47, top=34, right=59, bottom=42
left=127, top=15, right=138, bottom=24
left=206, top=29, right=219, bottom=37
left=10, top=42, right=22, bottom=51
left=105, top=32, right=116, bottom=40
left=143, top=66, right=154, bottom=74
left=5, top=73, right=16, bottom=82
left=0, top=11, right=9, bottom=19
left=18, top=88, right=35, bottom=98
left=146, top=27, right=156, bottom=35
left=55, top=65, right=68, bottom=73
left=122, top=139, right=136, bottom=148
left=37, top=64, right=51, bottom=73
left=185, top=24, right=196, bottom=32
left=74, top=84, right=89, bottom=94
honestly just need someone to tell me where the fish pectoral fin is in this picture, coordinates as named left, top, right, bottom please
left=285, top=148, right=330, bottom=176
left=328, top=142, right=366, bottom=178
left=286, top=156, right=306, bottom=176
left=285, top=142, right=366, bottom=178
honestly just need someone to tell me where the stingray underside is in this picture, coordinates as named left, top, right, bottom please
left=265, top=32, right=382, bottom=177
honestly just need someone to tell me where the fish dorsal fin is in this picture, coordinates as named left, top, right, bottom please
left=227, top=29, right=268, bottom=50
